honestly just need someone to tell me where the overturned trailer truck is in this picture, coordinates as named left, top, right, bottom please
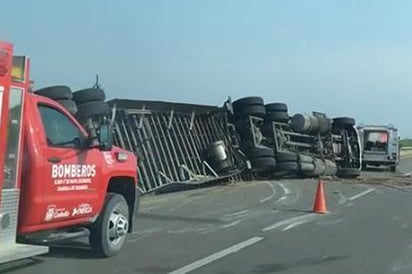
left=106, top=96, right=361, bottom=193
left=229, top=97, right=362, bottom=179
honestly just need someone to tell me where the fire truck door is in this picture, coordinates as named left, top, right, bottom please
left=37, top=104, right=102, bottom=223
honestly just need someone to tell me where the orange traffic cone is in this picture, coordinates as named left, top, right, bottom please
left=313, top=179, right=328, bottom=214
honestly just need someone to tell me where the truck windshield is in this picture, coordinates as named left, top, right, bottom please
left=364, top=130, right=388, bottom=152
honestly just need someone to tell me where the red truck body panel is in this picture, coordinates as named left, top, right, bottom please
left=18, top=94, right=137, bottom=234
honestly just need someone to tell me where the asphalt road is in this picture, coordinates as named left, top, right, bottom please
left=2, top=158, right=412, bottom=274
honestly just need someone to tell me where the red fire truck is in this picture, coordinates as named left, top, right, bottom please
left=0, top=41, right=139, bottom=264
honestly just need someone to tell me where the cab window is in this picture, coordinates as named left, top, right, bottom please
left=38, top=104, right=85, bottom=148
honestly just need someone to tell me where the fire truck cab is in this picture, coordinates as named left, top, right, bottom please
left=0, top=41, right=139, bottom=264
left=357, top=124, right=400, bottom=172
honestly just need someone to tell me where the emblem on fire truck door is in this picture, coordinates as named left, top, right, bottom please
left=44, top=205, right=70, bottom=221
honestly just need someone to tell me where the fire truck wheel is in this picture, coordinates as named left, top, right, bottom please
left=275, top=151, right=298, bottom=162
left=265, top=103, right=288, bottom=112
left=332, top=117, right=356, bottom=127
left=73, top=88, right=106, bottom=104
left=234, top=105, right=266, bottom=119
left=90, top=193, right=129, bottom=257
left=56, top=99, right=78, bottom=114
left=76, top=101, right=111, bottom=120
left=336, top=168, right=360, bottom=178
left=232, top=96, right=264, bottom=109
left=34, top=85, right=73, bottom=100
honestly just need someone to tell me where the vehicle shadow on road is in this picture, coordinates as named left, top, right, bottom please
left=0, top=258, right=43, bottom=274
left=42, top=242, right=99, bottom=260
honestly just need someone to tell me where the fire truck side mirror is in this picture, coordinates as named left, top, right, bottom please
left=98, top=124, right=113, bottom=151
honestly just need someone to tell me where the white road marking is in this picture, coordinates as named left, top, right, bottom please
left=404, top=171, right=412, bottom=177
left=277, top=182, right=291, bottom=194
left=222, top=220, right=242, bottom=228
left=347, top=188, right=375, bottom=201
left=261, top=214, right=317, bottom=232
left=259, top=181, right=277, bottom=203
left=168, top=237, right=264, bottom=274
left=222, top=210, right=250, bottom=221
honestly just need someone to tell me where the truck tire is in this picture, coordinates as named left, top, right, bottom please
left=336, top=168, right=360, bottom=178
left=35, top=85, right=72, bottom=100
left=298, top=154, right=314, bottom=164
left=73, top=88, right=106, bottom=104
left=265, top=111, right=290, bottom=123
left=390, top=165, right=397, bottom=173
left=76, top=101, right=111, bottom=120
left=251, top=157, right=277, bottom=173
left=247, top=147, right=275, bottom=159
left=56, top=99, right=78, bottom=115
left=276, top=151, right=298, bottom=162
left=276, top=162, right=299, bottom=172
left=90, top=193, right=129, bottom=258
left=333, top=117, right=355, bottom=127
left=265, top=103, right=287, bottom=112
left=300, top=162, right=315, bottom=172
left=234, top=105, right=266, bottom=118
left=232, top=96, right=264, bottom=109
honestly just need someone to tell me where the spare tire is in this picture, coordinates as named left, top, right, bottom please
left=265, top=103, right=288, bottom=112
left=73, top=88, right=106, bottom=104
left=232, top=97, right=264, bottom=109
left=56, top=99, right=78, bottom=115
left=76, top=101, right=111, bottom=120
left=35, top=85, right=72, bottom=100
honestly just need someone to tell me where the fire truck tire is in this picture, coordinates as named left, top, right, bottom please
left=251, top=157, right=277, bottom=172
left=56, top=99, right=78, bottom=114
left=76, top=101, right=111, bottom=120
left=90, top=193, right=129, bottom=258
left=265, top=111, right=290, bottom=123
left=276, top=162, right=299, bottom=172
left=247, top=147, right=275, bottom=159
left=234, top=105, right=266, bottom=118
left=232, top=96, right=264, bottom=109
left=336, top=168, right=360, bottom=178
left=298, top=154, right=314, bottom=164
left=265, top=103, right=288, bottom=112
left=276, top=151, right=298, bottom=162
left=34, top=85, right=72, bottom=100
left=333, top=117, right=356, bottom=127
left=73, top=88, right=106, bottom=104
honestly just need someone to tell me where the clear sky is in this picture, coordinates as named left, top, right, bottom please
left=2, top=0, right=412, bottom=136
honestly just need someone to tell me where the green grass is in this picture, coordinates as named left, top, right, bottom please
left=400, top=139, right=412, bottom=148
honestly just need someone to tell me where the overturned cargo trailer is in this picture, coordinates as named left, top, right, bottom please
left=229, top=96, right=362, bottom=178
left=107, top=99, right=248, bottom=194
